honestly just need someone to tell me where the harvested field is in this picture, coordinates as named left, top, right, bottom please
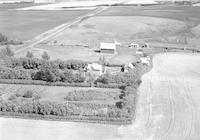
left=0, top=84, right=121, bottom=104
left=0, top=10, right=91, bottom=41
left=98, top=5, right=200, bottom=22
left=1, top=52, right=200, bottom=139
left=49, top=16, right=186, bottom=46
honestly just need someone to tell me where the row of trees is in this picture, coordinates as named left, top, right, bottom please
left=0, top=98, right=129, bottom=118
left=26, top=51, right=50, bottom=60
left=0, top=66, right=85, bottom=83
left=8, top=56, right=89, bottom=70
left=0, top=33, right=23, bottom=45
left=95, top=69, right=141, bottom=87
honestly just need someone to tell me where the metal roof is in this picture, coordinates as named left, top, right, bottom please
left=100, top=43, right=116, bottom=50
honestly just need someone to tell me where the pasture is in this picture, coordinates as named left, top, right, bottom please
left=0, top=3, right=44, bottom=10
left=0, top=10, right=91, bottom=41
left=0, top=84, right=121, bottom=104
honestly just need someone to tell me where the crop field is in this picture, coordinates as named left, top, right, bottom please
left=0, top=9, right=92, bottom=41
left=1, top=52, right=200, bottom=140
left=0, top=84, right=121, bottom=104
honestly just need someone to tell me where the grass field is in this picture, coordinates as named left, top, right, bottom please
left=0, top=84, right=121, bottom=104
left=97, top=5, right=200, bottom=22
left=0, top=9, right=91, bottom=41
left=0, top=3, right=44, bottom=10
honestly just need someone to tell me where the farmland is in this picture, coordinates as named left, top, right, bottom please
left=1, top=53, right=200, bottom=140
left=1, top=2, right=200, bottom=140
left=15, top=5, right=199, bottom=62
left=0, top=9, right=92, bottom=41
left=0, top=84, right=121, bottom=104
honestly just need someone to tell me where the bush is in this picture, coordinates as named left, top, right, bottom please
left=1, top=46, right=14, bottom=57
left=0, top=33, right=8, bottom=42
left=41, top=51, right=50, bottom=60
left=0, top=67, right=32, bottom=80
left=7, top=57, right=89, bottom=71
left=26, top=51, right=34, bottom=58
left=33, top=62, right=61, bottom=82
left=22, top=90, right=33, bottom=98
left=95, top=70, right=138, bottom=86
left=8, top=94, right=17, bottom=100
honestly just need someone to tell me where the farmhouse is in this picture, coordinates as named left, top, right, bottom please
left=140, top=57, right=150, bottom=65
left=100, top=43, right=116, bottom=54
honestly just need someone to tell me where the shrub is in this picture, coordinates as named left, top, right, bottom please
left=26, top=51, right=34, bottom=58
left=0, top=33, right=8, bottom=42
left=95, top=70, right=138, bottom=86
left=8, top=94, right=17, bottom=100
left=115, top=101, right=126, bottom=109
left=0, top=67, right=32, bottom=80
left=1, top=46, right=14, bottom=57
left=22, top=90, right=33, bottom=98
left=7, top=57, right=89, bottom=71
left=41, top=51, right=50, bottom=60
left=33, top=63, right=60, bottom=82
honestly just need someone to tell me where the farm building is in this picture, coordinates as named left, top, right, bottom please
left=100, top=43, right=116, bottom=54
left=129, top=42, right=149, bottom=49
left=86, top=63, right=105, bottom=75
left=140, top=56, right=150, bottom=65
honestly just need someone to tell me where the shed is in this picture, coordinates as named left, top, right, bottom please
left=140, top=57, right=150, bottom=65
left=100, top=43, right=116, bottom=54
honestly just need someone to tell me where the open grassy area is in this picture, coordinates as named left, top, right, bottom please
left=97, top=5, right=200, bottom=22
left=0, top=84, right=121, bottom=104
left=0, top=9, right=91, bottom=41
left=0, top=2, right=44, bottom=10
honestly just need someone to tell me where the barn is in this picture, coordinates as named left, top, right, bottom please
left=100, top=43, right=116, bottom=54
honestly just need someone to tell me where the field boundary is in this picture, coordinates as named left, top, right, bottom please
left=0, top=112, right=131, bottom=125
left=0, top=79, right=125, bottom=89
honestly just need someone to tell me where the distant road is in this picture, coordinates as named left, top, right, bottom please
left=15, top=6, right=109, bottom=54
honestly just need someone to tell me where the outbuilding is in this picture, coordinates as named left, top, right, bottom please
left=100, top=43, right=116, bottom=54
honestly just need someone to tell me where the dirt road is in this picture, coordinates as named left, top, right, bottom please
left=1, top=52, right=200, bottom=140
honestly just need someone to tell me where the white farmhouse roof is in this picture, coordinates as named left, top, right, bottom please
left=87, top=63, right=102, bottom=71
left=140, top=57, right=150, bottom=64
left=100, top=43, right=116, bottom=50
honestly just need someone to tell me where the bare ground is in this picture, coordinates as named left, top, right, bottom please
left=1, top=52, right=200, bottom=140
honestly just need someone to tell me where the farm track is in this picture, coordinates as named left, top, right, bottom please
left=14, top=6, right=110, bottom=54
left=145, top=77, right=153, bottom=129
left=158, top=79, right=176, bottom=140
left=183, top=80, right=196, bottom=140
